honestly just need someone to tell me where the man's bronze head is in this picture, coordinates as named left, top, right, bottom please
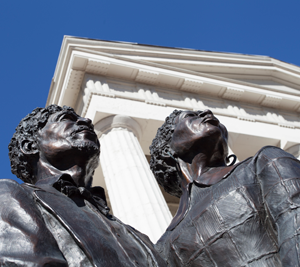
left=150, top=109, right=228, bottom=198
left=149, top=110, right=183, bottom=198
left=9, top=105, right=100, bottom=184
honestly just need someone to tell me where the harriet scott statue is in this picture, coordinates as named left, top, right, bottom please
left=150, top=109, right=300, bottom=267
left=0, top=105, right=166, bottom=267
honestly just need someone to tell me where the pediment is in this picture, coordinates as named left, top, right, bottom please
left=47, top=36, right=300, bottom=115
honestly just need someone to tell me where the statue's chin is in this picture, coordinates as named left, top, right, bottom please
left=71, top=141, right=99, bottom=153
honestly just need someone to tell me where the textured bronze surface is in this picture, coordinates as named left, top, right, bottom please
left=150, top=109, right=300, bottom=266
left=1, top=105, right=166, bottom=267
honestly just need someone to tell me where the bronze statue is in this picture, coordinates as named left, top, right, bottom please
left=1, top=105, right=166, bottom=267
left=150, top=109, right=300, bottom=266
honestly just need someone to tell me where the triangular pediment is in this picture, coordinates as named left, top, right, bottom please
left=58, top=36, right=300, bottom=89
left=47, top=36, right=300, bottom=115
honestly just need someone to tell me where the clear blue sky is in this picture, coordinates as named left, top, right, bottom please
left=1, top=1, right=300, bottom=183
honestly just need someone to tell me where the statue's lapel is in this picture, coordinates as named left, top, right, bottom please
left=34, top=188, right=122, bottom=267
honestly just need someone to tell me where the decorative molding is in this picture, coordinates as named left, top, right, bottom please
left=95, top=91, right=115, bottom=98
left=59, top=52, right=300, bottom=115
left=49, top=38, right=300, bottom=116
left=237, top=116, right=256, bottom=122
left=260, top=95, right=282, bottom=108
left=180, top=78, right=203, bottom=93
left=145, top=100, right=166, bottom=106
left=81, top=78, right=300, bottom=130
left=81, top=89, right=115, bottom=117
left=222, top=87, right=244, bottom=101
left=135, top=69, right=159, bottom=85
left=66, top=70, right=84, bottom=92
left=86, top=59, right=110, bottom=76
left=278, top=123, right=295, bottom=129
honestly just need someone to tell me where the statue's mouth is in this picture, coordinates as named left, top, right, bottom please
left=72, top=126, right=96, bottom=135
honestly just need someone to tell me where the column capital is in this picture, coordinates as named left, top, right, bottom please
left=94, top=115, right=142, bottom=140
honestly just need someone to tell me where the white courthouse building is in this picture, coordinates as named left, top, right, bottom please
left=47, top=36, right=300, bottom=242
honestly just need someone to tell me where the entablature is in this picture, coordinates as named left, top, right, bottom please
left=48, top=36, right=300, bottom=107
left=78, top=75, right=300, bottom=131
left=49, top=48, right=300, bottom=116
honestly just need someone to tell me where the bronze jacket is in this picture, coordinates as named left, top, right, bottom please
left=156, top=146, right=300, bottom=267
left=0, top=174, right=167, bottom=267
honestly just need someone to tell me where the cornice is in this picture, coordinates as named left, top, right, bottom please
left=52, top=48, right=300, bottom=112
left=56, top=36, right=271, bottom=63
left=57, top=37, right=300, bottom=74
left=47, top=37, right=300, bottom=118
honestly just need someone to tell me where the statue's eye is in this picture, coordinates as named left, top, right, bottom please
left=183, top=113, right=196, bottom=118
left=58, top=113, right=77, bottom=122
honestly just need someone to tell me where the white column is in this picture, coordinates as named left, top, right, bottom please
left=95, top=115, right=172, bottom=242
left=285, top=144, right=300, bottom=160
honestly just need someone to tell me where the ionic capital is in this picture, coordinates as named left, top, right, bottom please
left=94, top=115, right=142, bottom=140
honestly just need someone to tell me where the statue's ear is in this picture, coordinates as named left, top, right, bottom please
left=20, top=139, right=39, bottom=155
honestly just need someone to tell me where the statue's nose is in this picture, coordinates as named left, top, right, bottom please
left=76, top=117, right=93, bottom=127
left=199, top=109, right=213, bottom=117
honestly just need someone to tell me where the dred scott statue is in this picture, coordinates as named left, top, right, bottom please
left=0, top=105, right=166, bottom=267
left=150, top=109, right=300, bottom=267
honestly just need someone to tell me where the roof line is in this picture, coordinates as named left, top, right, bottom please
left=63, top=35, right=270, bottom=59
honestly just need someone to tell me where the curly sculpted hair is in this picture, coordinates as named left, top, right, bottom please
left=149, top=110, right=184, bottom=198
left=8, top=105, right=74, bottom=184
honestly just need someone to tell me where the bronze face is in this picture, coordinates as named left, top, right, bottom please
left=170, top=109, right=228, bottom=163
left=36, top=109, right=100, bottom=169
left=4, top=104, right=169, bottom=266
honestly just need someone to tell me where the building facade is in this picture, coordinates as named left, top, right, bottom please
left=47, top=36, right=300, bottom=242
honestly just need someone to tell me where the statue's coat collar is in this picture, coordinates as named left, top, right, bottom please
left=24, top=175, right=121, bottom=267
left=167, top=158, right=250, bottom=231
